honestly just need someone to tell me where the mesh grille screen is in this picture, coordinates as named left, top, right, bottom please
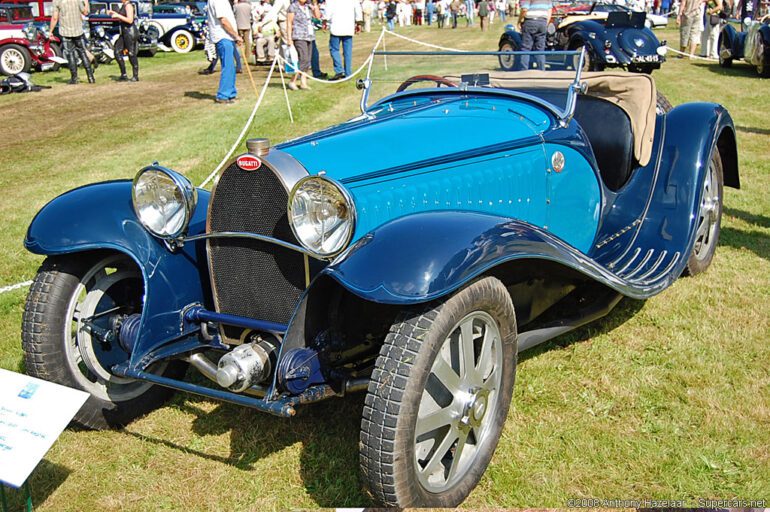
left=207, top=161, right=305, bottom=331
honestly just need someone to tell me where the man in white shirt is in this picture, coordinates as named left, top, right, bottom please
left=327, top=0, right=361, bottom=79
left=208, top=0, right=244, bottom=103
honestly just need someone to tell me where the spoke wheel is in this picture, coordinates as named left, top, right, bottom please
left=0, top=44, right=31, bottom=76
left=498, top=41, right=516, bottom=70
left=414, top=312, right=503, bottom=492
left=360, top=277, right=517, bottom=507
left=683, top=147, right=724, bottom=276
left=171, top=29, right=194, bottom=54
left=22, top=252, right=186, bottom=429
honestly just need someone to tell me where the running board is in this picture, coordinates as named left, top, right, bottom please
left=517, top=289, right=624, bottom=352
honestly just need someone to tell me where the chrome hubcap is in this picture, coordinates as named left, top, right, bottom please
left=692, top=160, right=720, bottom=261
left=414, top=311, right=503, bottom=493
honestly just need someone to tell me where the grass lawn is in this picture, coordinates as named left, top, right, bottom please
left=0, top=22, right=768, bottom=510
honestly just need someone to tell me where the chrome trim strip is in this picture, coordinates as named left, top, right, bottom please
left=259, top=149, right=311, bottom=193
left=622, top=248, right=655, bottom=279
left=185, top=231, right=321, bottom=258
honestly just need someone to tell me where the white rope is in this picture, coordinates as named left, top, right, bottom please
left=199, top=55, right=279, bottom=188
left=277, top=62, right=295, bottom=123
left=277, top=53, right=376, bottom=83
left=383, top=29, right=469, bottom=52
left=0, top=281, right=32, bottom=294
left=665, top=45, right=719, bottom=61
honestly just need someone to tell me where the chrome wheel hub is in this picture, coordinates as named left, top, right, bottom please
left=414, top=311, right=503, bottom=493
left=692, top=159, right=720, bottom=261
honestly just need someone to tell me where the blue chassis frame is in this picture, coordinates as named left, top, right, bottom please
left=24, top=83, right=739, bottom=417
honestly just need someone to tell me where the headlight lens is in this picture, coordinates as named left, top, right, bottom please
left=288, top=176, right=355, bottom=258
left=95, top=25, right=105, bottom=38
left=23, top=24, right=36, bottom=41
left=132, top=166, right=197, bottom=239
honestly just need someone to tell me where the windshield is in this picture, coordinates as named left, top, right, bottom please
left=5, top=6, right=34, bottom=21
left=362, top=50, right=586, bottom=121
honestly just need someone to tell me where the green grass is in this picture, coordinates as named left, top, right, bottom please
left=0, top=23, right=768, bottom=510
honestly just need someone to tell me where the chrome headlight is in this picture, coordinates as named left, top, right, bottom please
left=95, top=25, right=106, bottom=38
left=23, top=24, right=36, bottom=41
left=288, top=176, right=356, bottom=258
left=132, top=166, right=197, bottom=239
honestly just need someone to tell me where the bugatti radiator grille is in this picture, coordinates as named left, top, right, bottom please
left=207, top=160, right=305, bottom=341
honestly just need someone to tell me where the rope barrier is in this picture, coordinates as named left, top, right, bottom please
left=0, top=281, right=32, bottom=294
left=665, top=45, right=719, bottom=61
left=383, top=29, right=469, bottom=52
left=199, top=55, right=279, bottom=188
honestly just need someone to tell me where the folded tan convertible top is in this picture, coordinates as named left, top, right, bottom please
left=444, top=70, right=657, bottom=166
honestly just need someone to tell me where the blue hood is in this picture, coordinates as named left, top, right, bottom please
left=277, top=94, right=551, bottom=183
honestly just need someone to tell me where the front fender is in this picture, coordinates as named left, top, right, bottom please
left=25, top=180, right=212, bottom=367
left=499, top=29, right=522, bottom=49
left=321, top=211, right=649, bottom=305
left=721, top=23, right=745, bottom=58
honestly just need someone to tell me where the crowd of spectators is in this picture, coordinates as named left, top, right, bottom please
left=201, top=0, right=752, bottom=102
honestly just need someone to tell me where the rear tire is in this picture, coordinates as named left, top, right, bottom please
left=21, top=253, right=186, bottom=429
left=682, top=147, right=723, bottom=276
left=170, top=29, right=194, bottom=53
left=757, top=40, right=770, bottom=77
left=498, top=41, right=517, bottom=71
left=360, top=277, right=517, bottom=507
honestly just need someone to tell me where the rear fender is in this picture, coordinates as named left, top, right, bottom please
left=25, top=180, right=212, bottom=368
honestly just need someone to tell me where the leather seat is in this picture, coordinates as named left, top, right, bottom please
left=572, top=94, right=635, bottom=191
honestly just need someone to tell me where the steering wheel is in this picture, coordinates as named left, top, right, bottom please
left=396, top=75, right=458, bottom=93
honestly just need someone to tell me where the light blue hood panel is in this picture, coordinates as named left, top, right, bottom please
left=278, top=95, right=551, bottom=182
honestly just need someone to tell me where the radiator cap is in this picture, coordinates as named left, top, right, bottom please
left=246, top=138, right=270, bottom=156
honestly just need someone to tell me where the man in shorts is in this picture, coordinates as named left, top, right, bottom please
left=678, top=0, right=704, bottom=57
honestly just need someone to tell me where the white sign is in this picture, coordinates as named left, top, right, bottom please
left=0, top=368, right=89, bottom=488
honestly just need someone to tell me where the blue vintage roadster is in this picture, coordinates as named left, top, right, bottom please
left=21, top=51, right=738, bottom=507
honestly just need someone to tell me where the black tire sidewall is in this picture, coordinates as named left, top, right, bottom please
left=390, top=277, right=517, bottom=507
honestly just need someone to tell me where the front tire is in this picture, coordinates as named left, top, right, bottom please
left=683, top=147, right=724, bottom=276
left=360, top=277, right=517, bottom=507
left=170, top=29, right=194, bottom=53
left=21, top=253, right=186, bottom=429
left=0, top=44, right=32, bottom=76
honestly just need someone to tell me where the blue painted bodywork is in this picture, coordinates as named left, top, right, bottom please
left=25, top=181, right=214, bottom=368
left=24, top=81, right=739, bottom=409
left=720, top=21, right=770, bottom=75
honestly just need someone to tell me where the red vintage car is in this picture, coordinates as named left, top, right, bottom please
left=0, top=3, right=63, bottom=75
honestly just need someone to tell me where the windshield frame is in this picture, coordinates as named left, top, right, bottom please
left=361, top=49, right=587, bottom=128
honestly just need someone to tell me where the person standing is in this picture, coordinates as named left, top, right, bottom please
left=286, top=0, right=318, bottom=89
left=327, top=0, right=361, bottom=79
left=496, top=0, right=507, bottom=21
left=234, top=0, right=254, bottom=65
left=701, top=0, right=723, bottom=58
left=516, top=0, right=551, bottom=70
left=208, top=0, right=243, bottom=103
left=426, top=0, right=435, bottom=24
left=450, top=0, right=460, bottom=27
left=49, top=0, right=94, bottom=84
left=385, top=0, right=397, bottom=28
left=108, top=0, right=139, bottom=81
left=464, top=0, right=475, bottom=25
left=478, top=0, right=489, bottom=29
left=362, top=0, right=375, bottom=31
left=677, top=0, right=704, bottom=56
